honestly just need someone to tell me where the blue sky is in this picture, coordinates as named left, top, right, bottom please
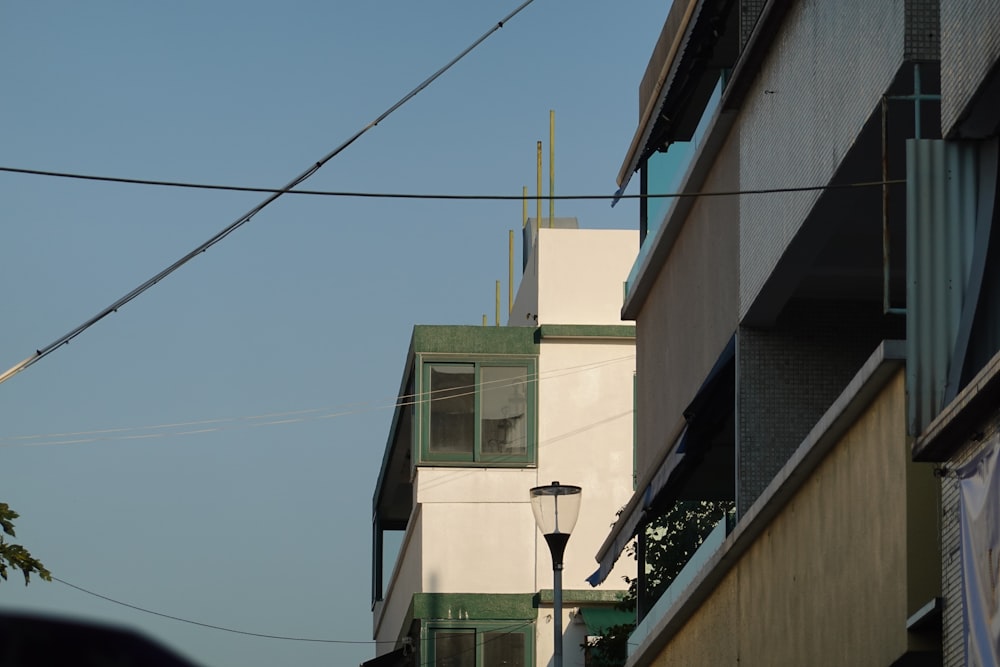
left=0, top=2, right=665, bottom=665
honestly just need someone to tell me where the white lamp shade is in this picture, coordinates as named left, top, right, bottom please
left=529, top=482, right=581, bottom=535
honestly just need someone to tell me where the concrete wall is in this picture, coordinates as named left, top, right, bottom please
left=512, top=239, right=540, bottom=327
left=535, top=339, right=638, bottom=590
left=536, top=605, right=591, bottom=667
left=418, top=468, right=538, bottom=594
left=634, top=130, right=739, bottom=476
left=512, top=228, right=637, bottom=327
left=738, top=0, right=905, bottom=319
left=647, top=372, right=932, bottom=666
left=375, top=507, right=424, bottom=649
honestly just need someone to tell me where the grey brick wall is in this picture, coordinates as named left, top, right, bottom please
left=905, top=0, right=941, bottom=61
left=941, top=412, right=1000, bottom=667
left=736, top=300, right=904, bottom=515
left=739, top=0, right=766, bottom=48
left=737, top=0, right=906, bottom=320
left=940, top=0, right=1000, bottom=137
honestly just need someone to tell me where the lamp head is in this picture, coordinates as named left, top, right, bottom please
left=529, top=481, right=582, bottom=536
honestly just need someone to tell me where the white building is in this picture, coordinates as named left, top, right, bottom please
left=369, top=224, right=638, bottom=667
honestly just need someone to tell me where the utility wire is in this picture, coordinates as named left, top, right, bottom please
left=57, top=574, right=534, bottom=655
left=53, top=577, right=391, bottom=644
left=0, top=354, right=634, bottom=447
left=0, top=0, right=537, bottom=389
left=0, top=165, right=906, bottom=200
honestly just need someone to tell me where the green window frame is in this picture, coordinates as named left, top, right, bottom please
left=418, top=357, right=537, bottom=466
left=425, top=621, right=534, bottom=667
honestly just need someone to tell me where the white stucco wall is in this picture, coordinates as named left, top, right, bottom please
left=534, top=340, right=637, bottom=590
left=535, top=606, right=591, bottom=667
left=512, top=228, right=638, bottom=326
left=374, top=506, right=424, bottom=649
left=417, top=467, right=538, bottom=594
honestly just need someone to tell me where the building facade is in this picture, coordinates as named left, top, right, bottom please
left=589, top=1, right=975, bottom=665
left=370, top=226, right=639, bottom=667
left=909, top=2, right=1000, bottom=665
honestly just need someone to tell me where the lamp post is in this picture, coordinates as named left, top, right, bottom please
left=530, top=481, right=581, bottom=667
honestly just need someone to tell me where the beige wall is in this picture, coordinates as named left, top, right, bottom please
left=635, top=131, right=738, bottom=475
left=420, top=498, right=537, bottom=593
left=536, top=340, right=637, bottom=589
left=375, top=506, right=424, bottom=649
left=646, top=372, right=937, bottom=666
left=512, top=228, right=638, bottom=327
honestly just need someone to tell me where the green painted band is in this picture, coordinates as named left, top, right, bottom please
left=537, top=325, right=636, bottom=339
left=412, top=325, right=538, bottom=355
left=411, top=592, right=536, bottom=621
left=535, top=589, right=625, bottom=605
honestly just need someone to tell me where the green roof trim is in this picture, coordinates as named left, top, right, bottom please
left=535, top=589, right=626, bottom=605
left=409, top=593, right=536, bottom=622
left=412, top=325, right=538, bottom=355
left=537, top=325, right=636, bottom=340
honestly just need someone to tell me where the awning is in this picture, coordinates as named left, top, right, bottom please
left=588, top=426, right=689, bottom=587
left=579, top=607, right=636, bottom=636
left=615, top=0, right=705, bottom=198
left=588, top=336, right=735, bottom=587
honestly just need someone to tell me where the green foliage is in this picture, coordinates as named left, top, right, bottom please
left=584, top=500, right=733, bottom=667
left=0, top=503, right=51, bottom=586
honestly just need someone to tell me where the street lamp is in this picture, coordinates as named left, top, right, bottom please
left=530, top=481, right=581, bottom=667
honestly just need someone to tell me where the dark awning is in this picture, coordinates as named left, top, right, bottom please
left=589, top=335, right=735, bottom=586
left=615, top=0, right=739, bottom=197
left=588, top=426, right=689, bottom=586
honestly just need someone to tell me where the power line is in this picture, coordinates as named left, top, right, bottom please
left=56, top=574, right=535, bottom=656
left=0, top=0, right=538, bottom=389
left=0, top=355, right=634, bottom=448
left=53, top=577, right=390, bottom=644
left=0, top=165, right=906, bottom=200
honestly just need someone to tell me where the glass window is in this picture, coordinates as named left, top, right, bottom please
left=430, top=625, right=532, bottom=667
left=483, top=631, right=525, bottom=667
left=480, top=366, right=528, bottom=456
left=435, top=630, right=476, bottom=667
left=421, top=358, right=535, bottom=465
left=429, top=364, right=475, bottom=455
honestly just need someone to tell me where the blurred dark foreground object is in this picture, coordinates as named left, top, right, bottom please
left=0, top=611, right=203, bottom=667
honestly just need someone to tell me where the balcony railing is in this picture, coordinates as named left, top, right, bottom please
left=627, top=515, right=728, bottom=656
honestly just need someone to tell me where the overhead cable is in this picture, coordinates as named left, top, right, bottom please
left=56, top=576, right=532, bottom=653
left=53, top=576, right=392, bottom=644
left=0, top=165, right=906, bottom=200
left=0, top=0, right=537, bottom=388
left=0, top=354, right=634, bottom=448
